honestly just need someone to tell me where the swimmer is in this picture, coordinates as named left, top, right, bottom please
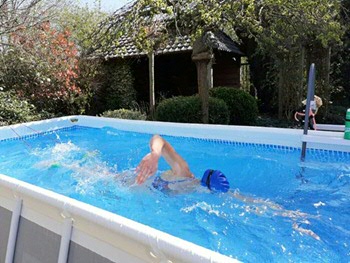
left=136, top=135, right=321, bottom=240
left=135, top=134, right=230, bottom=193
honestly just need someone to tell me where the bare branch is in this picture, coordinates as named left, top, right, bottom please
left=0, top=0, right=65, bottom=39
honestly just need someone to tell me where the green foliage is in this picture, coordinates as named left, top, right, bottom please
left=330, top=1, right=350, bottom=106
left=207, top=97, right=230, bottom=124
left=55, top=1, right=108, bottom=54
left=93, top=0, right=344, bottom=119
left=244, top=0, right=342, bottom=57
left=0, top=90, right=41, bottom=126
left=210, top=87, right=258, bottom=125
left=0, top=23, right=84, bottom=115
left=75, top=58, right=102, bottom=115
left=54, top=2, right=109, bottom=115
left=256, top=115, right=295, bottom=128
left=100, top=109, right=147, bottom=120
left=240, top=0, right=342, bottom=118
left=98, top=61, right=136, bottom=112
left=155, top=95, right=229, bottom=124
left=93, top=0, right=342, bottom=56
left=318, top=105, right=347, bottom=125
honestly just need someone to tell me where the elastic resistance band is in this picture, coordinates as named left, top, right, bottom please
left=205, top=169, right=214, bottom=190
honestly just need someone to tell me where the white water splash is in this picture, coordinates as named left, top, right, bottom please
left=313, top=201, right=326, bottom=208
left=51, top=141, right=80, bottom=155
left=181, top=201, right=221, bottom=217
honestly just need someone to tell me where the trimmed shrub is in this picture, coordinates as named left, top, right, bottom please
left=101, top=109, right=147, bottom=120
left=208, top=97, right=230, bottom=124
left=210, top=87, right=258, bottom=125
left=155, top=95, right=229, bottom=124
left=0, top=90, right=41, bottom=126
left=96, top=61, right=136, bottom=113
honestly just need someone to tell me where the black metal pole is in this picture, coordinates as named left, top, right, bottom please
left=301, top=63, right=316, bottom=161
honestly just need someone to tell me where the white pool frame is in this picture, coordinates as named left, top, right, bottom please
left=0, top=115, right=349, bottom=263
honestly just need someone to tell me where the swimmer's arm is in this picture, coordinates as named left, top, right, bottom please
left=156, top=136, right=192, bottom=178
left=136, top=135, right=192, bottom=184
left=135, top=136, right=162, bottom=184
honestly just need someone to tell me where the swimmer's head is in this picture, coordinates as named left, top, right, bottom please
left=201, top=169, right=230, bottom=193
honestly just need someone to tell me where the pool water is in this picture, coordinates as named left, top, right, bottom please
left=0, top=126, right=349, bottom=262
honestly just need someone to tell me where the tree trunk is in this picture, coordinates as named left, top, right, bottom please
left=278, top=60, right=284, bottom=119
left=148, top=52, right=155, bottom=118
left=299, top=46, right=305, bottom=105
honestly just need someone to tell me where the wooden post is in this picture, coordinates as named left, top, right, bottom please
left=148, top=52, right=155, bottom=117
left=192, top=52, right=213, bottom=124
left=325, top=47, right=331, bottom=104
left=207, top=59, right=213, bottom=89
left=299, top=46, right=305, bottom=104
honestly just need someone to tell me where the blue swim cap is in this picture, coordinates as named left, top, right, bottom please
left=201, top=169, right=230, bottom=193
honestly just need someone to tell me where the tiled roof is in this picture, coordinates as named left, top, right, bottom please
left=100, top=31, right=243, bottom=59
left=101, top=35, right=193, bottom=59
left=211, top=31, right=244, bottom=55
left=94, top=1, right=244, bottom=59
left=157, top=35, right=192, bottom=54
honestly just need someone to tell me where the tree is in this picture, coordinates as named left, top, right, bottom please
left=0, top=21, right=81, bottom=114
left=331, top=0, right=350, bottom=106
left=250, top=0, right=342, bottom=118
left=55, top=0, right=107, bottom=55
left=54, top=2, right=111, bottom=115
left=0, top=0, right=65, bottom=47
left=91, top=0, right=343, bottom=120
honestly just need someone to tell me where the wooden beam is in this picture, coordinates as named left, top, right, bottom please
left=192, top=51, right=213, bottom=124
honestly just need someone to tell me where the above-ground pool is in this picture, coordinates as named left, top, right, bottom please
left=0, top=116, right=349, bottom=263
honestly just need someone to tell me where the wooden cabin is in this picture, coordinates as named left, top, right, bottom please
left=99, top=31, right=243, bottom=105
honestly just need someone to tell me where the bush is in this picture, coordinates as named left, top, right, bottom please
left=155, top=95, right=229, bottom=124
left=0, top=24, right=83, bottom=115
left=210, top=87, right=258, bottom=125
left=97, top=61, right=136, bottom=112
left=318, top=105, right=347, bottom=124
left=0, top=90, right=42, bottom=125
left=100, top=109, right=147, bottom=120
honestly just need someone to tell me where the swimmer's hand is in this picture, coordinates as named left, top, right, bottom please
left=136, top=151, right=160, bottom=184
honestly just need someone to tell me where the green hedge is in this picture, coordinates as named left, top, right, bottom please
left=101, top=109, right=147, bottom=120
left=155, top=95, right=229, bottom=124
left=210, top=87, right=258, bottom=125
left=99, top=62, right=136, bottom=112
